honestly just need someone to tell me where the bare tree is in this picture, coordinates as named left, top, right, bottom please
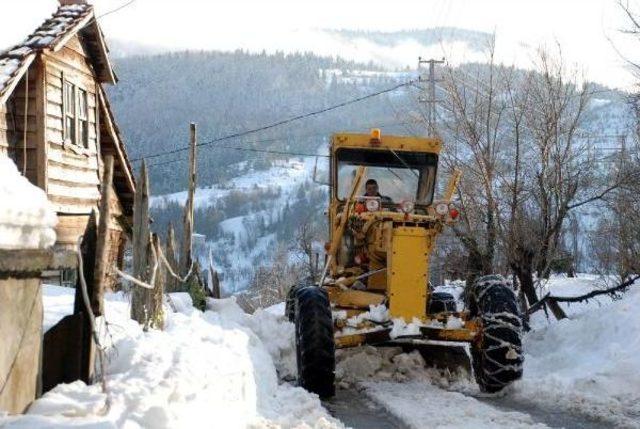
left=295, top=219, right=321, bottom=282
left=237, top=246, right=304, bottom=313
left=429, top=42, right=632, bottom=319
left=439, top=38, right=510, bottom=284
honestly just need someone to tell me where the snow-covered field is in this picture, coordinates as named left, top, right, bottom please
left=517, top=275, right=640, bottom=426
left=3, top=275, right=638, bottom=428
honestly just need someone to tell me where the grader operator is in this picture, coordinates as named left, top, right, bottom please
left=286, top=130, right=524, bottom=398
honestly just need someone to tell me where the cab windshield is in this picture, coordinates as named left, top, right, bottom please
left=335, top=148, right=438, bottom=205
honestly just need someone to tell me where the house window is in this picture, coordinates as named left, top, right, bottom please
left=63, top=81, right=76, bottom=145
left=78, top=89, right=88, bottom=148
left=62, top=81, right=90, bottom=148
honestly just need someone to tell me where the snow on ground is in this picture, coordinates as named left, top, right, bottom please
left=13, top=275, right=640, bottom=428
left=334, top=346, right=547, bottom=428
left=513, top=274, right=640, bottom=427
left=151, top=159, right=313, bottom=210
left=365, top=381, right=547, bottom=429
left=0, top=157, right=57, bottom=249
left=331, top=275, right=640, bottom=428
left=42, top=285, right=75, bottom=332
left=152, top=157, right=319, bottom=294
left=0, top=287, right=340, bottom=429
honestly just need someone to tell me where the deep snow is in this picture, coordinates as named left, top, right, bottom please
left=0, top=157, right=57, bottom=249
left=0, top=287, right=341, bottom=429
left=3, top=275, right=639, bottom=428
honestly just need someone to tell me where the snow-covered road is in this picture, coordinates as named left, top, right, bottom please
left=2, top=275, right=639, bottom=428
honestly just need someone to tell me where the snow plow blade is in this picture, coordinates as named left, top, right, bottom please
left=391, top=341, right=471, bottom=374
left=335, top=328, right=472, bottom=374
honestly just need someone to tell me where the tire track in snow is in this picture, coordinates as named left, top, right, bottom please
left=323, top=388, right=409, bottom=429
left=472, top=393, right=637, bottom=429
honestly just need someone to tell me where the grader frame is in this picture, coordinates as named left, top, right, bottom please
left=322, top=131, right=475, bottom=348
left=290, top=130, right=524, bottom=398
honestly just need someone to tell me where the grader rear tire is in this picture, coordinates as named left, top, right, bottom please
left=285, top=279, right=313, bottom=322
left=294, top=287, right=335, bottom=398
left=467, top=275, right=524, bottom=393
left=285, top=285, right=300, bottom=323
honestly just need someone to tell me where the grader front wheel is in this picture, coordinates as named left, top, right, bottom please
left=294, top=287, right=336, bottom=398
left=467, top=275, right=524, bottom=393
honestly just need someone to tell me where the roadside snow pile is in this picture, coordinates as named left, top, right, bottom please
left=1, top=290, right=341, bottom=429
left=0, top=157, right=56, bottom=249
left=514, top=275, right=640, bottom=427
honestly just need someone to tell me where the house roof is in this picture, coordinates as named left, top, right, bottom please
left=0, top=3, right=117, bottom=105
left=0, top=2, right=135, bottom=216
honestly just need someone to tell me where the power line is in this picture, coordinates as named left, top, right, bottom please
left=147, top=145, right=329, bottom=168
left=143, top=118, right=416, bottom=168
left=130, top=80, right=416, bottom=162
left=96, top=0, right=137, bottom=19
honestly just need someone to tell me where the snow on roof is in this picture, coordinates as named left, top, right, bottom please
left=0, top=157, right=57, bottom=249
left=0, top=4, right=93, bottom=103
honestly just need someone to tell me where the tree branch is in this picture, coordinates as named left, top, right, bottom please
left=527, top=274, right=640, bottom=315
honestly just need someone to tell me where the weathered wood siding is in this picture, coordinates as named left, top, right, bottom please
left=1, top=73, right=39, bottom=185
left=0, top=277, right=42, bottom=414
left=44, top=34, right=100, bottom=221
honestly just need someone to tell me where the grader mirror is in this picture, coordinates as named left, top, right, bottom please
left=286, top=130, right=524, bottom=398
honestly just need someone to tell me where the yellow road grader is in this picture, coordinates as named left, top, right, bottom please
left=286, top=130, right=523, bottom=397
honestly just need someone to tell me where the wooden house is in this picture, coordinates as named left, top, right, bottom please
left=0, top=0, right=135, bottom=286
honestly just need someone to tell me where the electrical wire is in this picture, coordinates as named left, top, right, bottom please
left=130, top=80, right=416, bottom=162
left=96, top=0, right=137, bottom=19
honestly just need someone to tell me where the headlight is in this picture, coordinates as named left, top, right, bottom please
left=435, top=202, right=449, bottom=216
left=400, top=201, right=415, bottom=214
left=365, top=198, right=380, bottom=212
left=449, top=206, right=460, bottom=220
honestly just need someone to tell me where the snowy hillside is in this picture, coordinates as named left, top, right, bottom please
left=151, top=157, right=326, bottom=294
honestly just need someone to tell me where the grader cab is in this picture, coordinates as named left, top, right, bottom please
left=287, top=130, right=524, bottom=398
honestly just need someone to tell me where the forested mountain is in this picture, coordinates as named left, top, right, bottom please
left=107, top=50, right=413, bottom=194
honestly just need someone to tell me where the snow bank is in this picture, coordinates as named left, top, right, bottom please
left=0, top=157, right=56, bottom=249
left=514, top=275, right=640, bottom=427
left=1, top=291, right=341, bottom=428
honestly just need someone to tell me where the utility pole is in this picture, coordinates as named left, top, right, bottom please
left=418, top=57, right=445, bottom=136
left=181, top=123, right=197, bottom=277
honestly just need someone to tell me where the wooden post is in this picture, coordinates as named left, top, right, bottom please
left=165, top=223, right=178, bottom=292
left=131, top=160, right=151, bottom=326
left=73, top=211, right=98, bottom=384
left=93, top=155, right=114, bottom=314
left=208, top=247, right=221, bottom=299
left=180, top=123, right=197, bottom=277
left=150, top=234, right=165, bottom=330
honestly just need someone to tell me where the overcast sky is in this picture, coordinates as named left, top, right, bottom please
left=1, top=0, right=638, bottom=88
